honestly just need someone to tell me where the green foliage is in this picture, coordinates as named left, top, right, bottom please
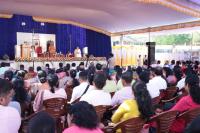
left=152, top=34, right=193, bottom=45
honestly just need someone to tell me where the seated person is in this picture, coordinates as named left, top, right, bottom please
left=111, top=71, right=135, bottom=106
left=103, top=69, right=117, bottom=93
left=70, top=70, right=94, bottom=103
left=74, top=46, right=82, bottom=57
left=147, top=67, right=167, bottom=98
left=80, top=72, right=111, bottom=106
left=63, top=101, right=103, bottom=133
left=25, top=67, right=37, bottom=80
left=170, top=74, right=200, bottom=133
left=111, top=81, right=154, bottom=131
left=48, top=43, right=56, bottom=54
left=33, top=74, right=67, bottom=112
left=28, top=111, right=55, bottom=133
left=184, top=115, right=200, bottom=133
left=0, top=79, right=21, bottom=132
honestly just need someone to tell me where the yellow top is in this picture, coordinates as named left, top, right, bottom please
left=111, top=99, right=140, bottom=124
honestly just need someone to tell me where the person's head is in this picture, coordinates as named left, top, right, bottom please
left=28, top=67, right=34, bottom=73
left=20, top=64, right=25, bottom=70
left=66, top=63, right=70, bottom=71
left=171, top=60, right=175, bottom=65
left=28, top=111, right=55, bottom=133
left=68, top=101, right=99, bottom=129
left=87, top=70, right=95, bottom=85
left=12, top=78, right=26, bottom=103
left=47, top=74, right=59, bottom=93
left=59, top=62, right=63, bottom=68
left=163, top=67, right=173, bottom=78
left=121, top=71, right=133, bottom=86
left=79, top=70, right=88, bottom=83
left=70, top=69, right=77, bottom=79
left=132, top=81, right=154, bottom=119
left=45, top=64, right=50, bottom=69
left=153, top=67, right=163, bottom=76
left=139, top=70, right=150, bottom=84
left=139, top=55, right=141, bottom=58
left=109, top=53, right=114, bottom=58
left=4, top=70, right=13, bottom=81
left=0, top=79, right=13, bottom=106
left=157, top=60, right=161, bottom=64
left=185, top=74, right=200, bottom=104
left=38, top=70, right=47, bottom=83
left=176, top=61, right=181, bottom=66
left=36, top=66, right=42, bottom=72
left=72, top=63, right=76, bottom=68
left=76, top=46, right=79, bottom=49
left=96, top=63, right=102, bottom=71
left=16, top=70, right=26, bottom=79
left=93, top=72, right=107, bottom=89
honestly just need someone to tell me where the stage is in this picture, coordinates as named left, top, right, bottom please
left=11, top=57, right=107, bottom=70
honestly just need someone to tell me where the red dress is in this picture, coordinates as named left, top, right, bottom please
left=170, top=95, right=200, bottom=133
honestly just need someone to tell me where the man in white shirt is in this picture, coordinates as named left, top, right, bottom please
left=0, top=79, right=21, bottom=133
left=111, top=71, right=135, bottom=106
left=147, top=67, right=167, bottom=98
left=80, top=72, right=111, bottom=106
left=108, top=53, right=115, bottom=69
left=70, top=70, right=93, bottom=103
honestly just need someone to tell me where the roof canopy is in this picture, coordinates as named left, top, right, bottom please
left=0, top=0, right=200, bottom=35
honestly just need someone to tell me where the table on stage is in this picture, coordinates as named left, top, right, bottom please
left=13, top=57, right=107, bottom=70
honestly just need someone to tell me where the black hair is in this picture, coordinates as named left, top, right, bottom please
left=171, top=60, right=175, bottom=65
left=157, top=60, right=161, bottom=64
left=16, top=70, right=26, bottom=79
left=45, top=64, right=50, bottom=68
left=36, top=66, right=42, bottom=72
left=96, top=63, right=102, bottom=71
left=4, top=70, right=13, bottom=81
left=72, top=63, right=76, bottom=67
left=139, top=70, right=150, bottom=84
left=121, top=71, right=133, bottom=84
left=109, top=53, right=114, bottom=57
left=68, top=101, right=99, bottom=129
left=103, top=68, right=111, bottom=80
left=136, top=66, right=143, bottom=75
left=87, top=70, right=95, bottom=85
left=93, top=72, right=106, bottom=89
left=153, top=67, right=163, bottom=76
left=65, top=63, right=70, bottom=71
left=47, top=74, right=59, bottom=93
left=28, top=111, right=55, bottom=133
left=38, top=70, right=47, bottom=83
left=163, top=67, right=173, bottom=78
left=70, top=70, right=80, bottom=88
left=12, top=78, right=27, bottom=103
left=132, top=81, right=154, bottom=119
left=185, top=74, right=200, bottom=104
left=59, top=62, right=63, bottom=68
left=0, top=79, right=13, bottom=97
left=79, top=70, right=88, bottom=81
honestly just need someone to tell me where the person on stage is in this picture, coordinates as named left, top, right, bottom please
left=74, top=47, right=82, bottom=57
left=48, top=42, right=56, bottom=54
left=35, top=42, right=42, bottom=57
left=107, top=53, right=115, bottom=69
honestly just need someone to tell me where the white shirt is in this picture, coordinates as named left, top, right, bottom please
left=70, top=82, right=94, bottom=103
left=147, top=76, right=167, bottom=98
left=80, top=89, right=112, bottom=106
left=0, top=105, right=21, bottom=133
left=108, top=57, right=115, bottom=69
left=176, top=77, right=185, bottom=90
left=111, top=86, right=134, bottom=106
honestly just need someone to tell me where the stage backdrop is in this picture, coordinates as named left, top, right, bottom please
left=0, top=14, right=111, bottom=60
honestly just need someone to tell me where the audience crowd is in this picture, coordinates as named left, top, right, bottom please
left=0, top=59, right=200, bottom=133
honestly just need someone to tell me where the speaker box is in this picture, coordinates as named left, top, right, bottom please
left=146, top=42, right=156, bottom=67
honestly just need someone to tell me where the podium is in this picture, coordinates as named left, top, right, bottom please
left=20, top=44, right=31, bottom=58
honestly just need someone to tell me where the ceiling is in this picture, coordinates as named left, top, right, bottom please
left=0, top=0, right=200, bottom=33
